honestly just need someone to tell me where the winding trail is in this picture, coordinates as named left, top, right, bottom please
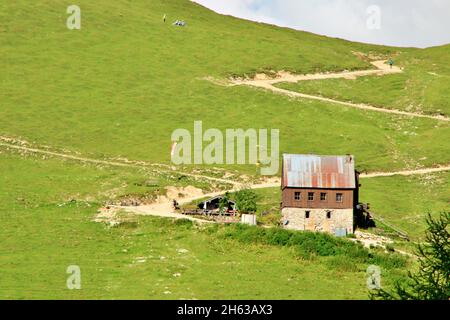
left=2, top=59, right=447, bottom=252
left=0, top=138, right=240, bottom=186
left=230, top=60, right=449, bottom=122
left=361, top=166, right=450, bottom=178
left=2, top=132, right=449, bottom=224
left=3, top=135, right=446, bottom=253
left=2, top=136, right=448, bottom=217
left=116, top=165, right=450, bottom=220
left=108, top=181, right=282, bottom=223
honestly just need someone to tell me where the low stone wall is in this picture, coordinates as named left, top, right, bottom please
left=281, top=207, right=353, bottom=235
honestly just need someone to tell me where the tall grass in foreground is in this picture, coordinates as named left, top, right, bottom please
left=214, top=223, right=407, bottom=270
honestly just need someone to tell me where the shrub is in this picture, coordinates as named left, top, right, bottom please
left=259, top=211, right=282, bottom=227
left=235, top=189, right=258, bottom=214
left=266, top=228, right=292, bottom=246
left=219, top=224, right=407, bottom=270
left=371, top=212, right=450, bottom=300
left=223, top=223, right=266, bottom=243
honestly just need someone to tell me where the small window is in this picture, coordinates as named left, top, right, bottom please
left=320, top=192, right=327, bottom=201
left=326, top=211, right=331, bottom=219
left=308, top=192, right=314, bottom=201
left=294, top=192, right=301, bottom=201
left=336, top=193, right=343, bottom=202
left=305, top=211, right=310, bottom=219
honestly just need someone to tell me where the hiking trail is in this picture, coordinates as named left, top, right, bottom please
left=114, top=165, right=450, bottom=220
left=229, top=60, right=449, bottom=122
left=0, top=137, right=240, bottom=186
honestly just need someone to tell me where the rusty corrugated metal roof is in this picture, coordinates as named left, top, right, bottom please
left=282, top=154, right=356, bottom=189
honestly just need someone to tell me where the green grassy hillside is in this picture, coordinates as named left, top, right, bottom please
left=277, top=45, right=450, bottom=117
left=361, top=172, right=450, bottom=239
left=0, top=0, right=448, bottom=299
left=0, top=154, right=408, bottom=299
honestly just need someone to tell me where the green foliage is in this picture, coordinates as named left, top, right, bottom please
left=326, top=256, right=360, bottom=272
left=258, top=211, right=282, bottom=226
left=235, top=189, right=258, bottom=214
left=218, top=192, right=230, bottom=215
left=371, top=212, right=450, bottom=300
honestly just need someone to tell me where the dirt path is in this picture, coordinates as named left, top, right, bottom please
left=361, top=165, right=450, bottom=178
left=233, top=60, right=402, bottom=85
left=2, top=135, right=448, bottom=196
left=4, top=131, right=446, bottom=231
left=230, top=60, right=449, bottom=122
left=106, top=180, right=282, bottom=222
left=0, top=137, right=241, bottom=186
left=115, top=164, right=450, bottom=220
left=1, top=135, right=449, bottom=223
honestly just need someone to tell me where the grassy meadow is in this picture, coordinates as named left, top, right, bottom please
left=361, top=172, right=450, bottom=239
left=1, top=0, right=448, bottom=174
left=0, top=0, right=448, bottom=299
left=276, top=45, right=450, bottom=117
left=0, top=153, right=409, bottom=299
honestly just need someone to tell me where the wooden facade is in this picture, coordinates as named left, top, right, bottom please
left=281, top=188, right=354, bottom=209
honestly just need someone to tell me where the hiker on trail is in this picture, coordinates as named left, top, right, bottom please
left=388, top=58, right=394, bottom=69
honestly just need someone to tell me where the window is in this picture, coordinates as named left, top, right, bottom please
left=336, top=193, right=343, bottom=202
left=308, top=192, right=314, bottom=201
left=320, top=192, right=327, bottom=201
left=305, top=211, right=310, bottom=219
left=294, top=192, right=301, bottom=201
left=326, top=211, right=331, bottom=219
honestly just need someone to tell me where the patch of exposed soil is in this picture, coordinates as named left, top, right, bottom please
left=166, top=186, right=204, bottom=200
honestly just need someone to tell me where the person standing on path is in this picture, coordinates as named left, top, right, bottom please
left=388, top=58, right=394, bottom=69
